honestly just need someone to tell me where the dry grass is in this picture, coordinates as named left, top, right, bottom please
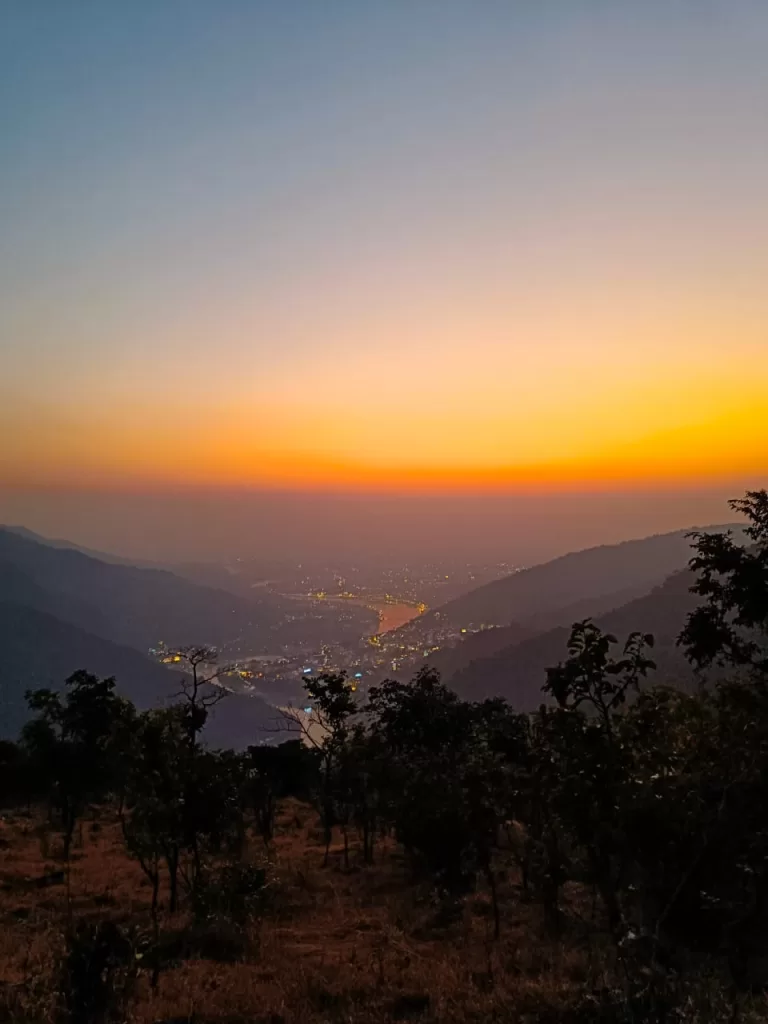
left=0, top=802, right=758, bottom=1023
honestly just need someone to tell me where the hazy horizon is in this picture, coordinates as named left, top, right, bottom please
left=0, top=481, right=754, bottom=567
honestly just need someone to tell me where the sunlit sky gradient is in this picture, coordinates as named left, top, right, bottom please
left=2, top=1, right=768, bottom=501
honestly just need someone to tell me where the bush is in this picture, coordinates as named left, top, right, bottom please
left=56, top=920, right=137, bottom=1024
left=191, top=862, right=269, bottom=928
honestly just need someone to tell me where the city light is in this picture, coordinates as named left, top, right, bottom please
left=144, top=560, right=514, bottom=708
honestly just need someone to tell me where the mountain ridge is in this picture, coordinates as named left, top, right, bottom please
left=0, top=600, right=277, bottom=746
left=444, top=569, right=708, bottom=707
left=406, top=524, right=742, bottom=634
left=3, top=525, right=159, bottom=567
left=0, top=527, right=285, bottom=655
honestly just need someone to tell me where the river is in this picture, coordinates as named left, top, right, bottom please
left=370, top=602, right=422, bottom=633
left=279, top=593, right=423, bottom=635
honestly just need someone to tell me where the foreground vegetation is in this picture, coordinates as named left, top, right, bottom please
left=0, top=490, right=767, bottom=1023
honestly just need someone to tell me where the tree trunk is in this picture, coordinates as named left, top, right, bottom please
left=323, top=825, right=332, bottom=868
left=150, top=862, right=161, bottom=990
left=484, top=863, right=501, bottom=940
left=167, top=848, right=179, bottom=913
left=589, top=846, right=623, bottom=941
left=543, top=831, right=563, bottom=935
left=63, top=807, right=75, bottom=922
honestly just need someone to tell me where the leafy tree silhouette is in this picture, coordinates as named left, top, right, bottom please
left=23, top=671, right=133, bottom=911
left=246, top=740, right=319, bottom=849
left=680, top=489, right=768, bottom=677
left=544, top=619, right=656, bottom=731
left=282, top=671, right=358, bottom=866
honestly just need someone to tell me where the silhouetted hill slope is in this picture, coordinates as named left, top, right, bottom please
left=423, top=623, right=535, bottom=683
left=411, top=526, right=739, bottom=632
left=446, top=570, right=703, bottom=706
left=4, top=526, right=159, bottom=566
left=0, top=528, right=284, bottom=654
left=199, top=691, right=284, bottom=750
left=519, top=582, right=660, bottom=632
left=422, top=584, right=661, bottom=685
left=0, top=559, right=113, bottom=638
left=1, top=528, right=378, bottom=651
left=0, top=602, right=275, bottom=745
left=0, top=601, right=183, bottom=739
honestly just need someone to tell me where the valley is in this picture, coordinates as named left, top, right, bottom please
left=1, top=520, right=741, bottom=741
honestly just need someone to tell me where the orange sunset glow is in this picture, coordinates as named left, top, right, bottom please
left=4, top=324, right=767, bottom=492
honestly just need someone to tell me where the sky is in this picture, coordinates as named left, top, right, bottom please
left=1, top=2, right=767, bottom=560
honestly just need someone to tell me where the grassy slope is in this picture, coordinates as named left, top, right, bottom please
left=0, top=802, right=593, bottom=1024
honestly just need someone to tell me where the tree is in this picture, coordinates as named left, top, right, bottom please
left=679, top=489, right=768, bottom=677
left=540, top=623, right=656, bottom=938
left=120, top=707, right=187, bottom=921
left=168, top=646, right=230, bottom=752
left=22, top=671, right=134, bottom=903
left=282, top=672, right=358, bottom=866
left=0, top=739, right=28, bottom=808
left=162, top=645, right=239, bottom=896
left=544, top=619, right=656, bottom=735
left=611, top=677, right=768, bottom=988
left=120, top=705, right=252, bottom=987
left=367, top=670, right=510, bottom=923
left=246, top=740, right=319, bottom=849
left=341, top=725, right=388, bottom=866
